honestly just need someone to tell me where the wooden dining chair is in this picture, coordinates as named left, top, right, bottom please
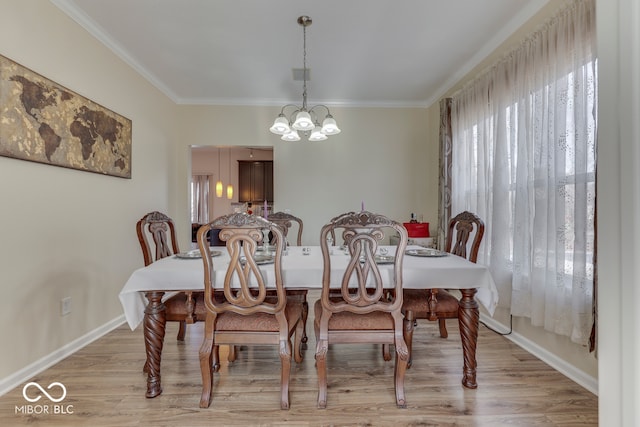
left=314, top=211, right=410, bottom=408
left=197, top=212, right=304, bottom=409
left=267, top=211, right=304, bottom=246
left=136, top=211, right=205, bottom=342
left=402, top=211, right=485, bottom=363
left=267, top=211, right=310, bottom=345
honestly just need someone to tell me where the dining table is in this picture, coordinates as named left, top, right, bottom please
left=119, top=245, right=499, bottom=398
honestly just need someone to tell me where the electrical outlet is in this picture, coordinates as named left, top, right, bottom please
left=61, top=297, right=72, bottom=316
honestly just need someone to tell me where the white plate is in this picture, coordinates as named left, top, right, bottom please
left=374, top=255, right=395, bottom=264
left=240, top=254, right=275, bottom=265
left=405, top=248, right=448, bottom=257
left=175, top=249, right=222, bottom=259
left=359, top=255, right=395, bottom=264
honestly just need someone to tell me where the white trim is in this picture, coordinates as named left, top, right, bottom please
left=480, top=313, right=598, bottom=395
left=175, top=96, right=431, bottom=109
left=49, top=0, right=180, bottom=103
left=0, top=315, right=126, bottom=397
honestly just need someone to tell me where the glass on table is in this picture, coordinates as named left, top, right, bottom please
left=326, top=235, right=334, bottom=255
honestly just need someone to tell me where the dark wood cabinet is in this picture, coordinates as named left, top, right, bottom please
left=264, top=161, right=273, bottom=202
left=238, top=161, right=273, bottom=203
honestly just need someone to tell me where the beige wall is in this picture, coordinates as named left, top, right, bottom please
left=0, top=1, right=179, bottom=379
left=173, top=105, right=438, bottom=248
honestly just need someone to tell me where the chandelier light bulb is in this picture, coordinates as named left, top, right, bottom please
left=292, top=111, right=314, bottom=130
left=321, top=116, right=341, bottom=135
left=269, top=115, right=290, bottom=135
left=309, top=125, right=328, bottom=141
left=281, top=129, right=301, bottom=141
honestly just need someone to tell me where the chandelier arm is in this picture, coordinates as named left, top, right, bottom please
left=279, top=105, right=302, bottom=125
left=308, top=104, right=333, bottom=120
left=278, top=104, right=299, bottom=115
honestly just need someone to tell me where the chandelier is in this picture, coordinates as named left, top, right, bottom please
left=269, top=16, right=340, bottom=142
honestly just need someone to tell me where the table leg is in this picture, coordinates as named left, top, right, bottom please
left=144, top=291, right=166, bottom=398
left=458, top=288, right=479, bottom=389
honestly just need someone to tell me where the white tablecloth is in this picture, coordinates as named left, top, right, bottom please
left=119, top=246, right=499, bottom=330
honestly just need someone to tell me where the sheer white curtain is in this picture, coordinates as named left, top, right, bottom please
left=191, top=175, right=210, bottom=224
left=450, top=0, right=596, bottom=344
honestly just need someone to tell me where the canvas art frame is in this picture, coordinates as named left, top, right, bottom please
left=0, top=54, right=132, bottom=178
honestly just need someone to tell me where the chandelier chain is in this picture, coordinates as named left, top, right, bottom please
left=302, top=22, right=308, bottom=110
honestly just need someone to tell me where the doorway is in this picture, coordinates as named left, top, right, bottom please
left=190, top=146, right=273, bottom=240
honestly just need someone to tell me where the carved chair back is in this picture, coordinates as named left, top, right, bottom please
left=197, top=212, right=286, bottom=316
left=267, top=211, right=303, bottom=246
left=318, top=210, right=409, bottom=317
left=136, top=211, right=180, bottom=266
left=445, top=211, right=485, bottom=263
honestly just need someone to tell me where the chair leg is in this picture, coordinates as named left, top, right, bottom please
left=293, top=318, right=304, bottom=363
left=301, top=300, right=309, bottom=346
left=394, top=347, right=408, bottom=408
left=212, top=345, right=220, bottom=372
left=278, top=339, right=292, bottom=410
left=199, top=317, right=215, bottom=408
left=177, top=320, right=186, bottom=341
left=313, top=318, right=320, bottom=345
left=315, top=338, right=329, bottom=409
left=228, top=345, right=237, bottom=362
left=404, top=311, right=415, bottom=369
left=286, top=290, right=309, bottom=347
left=382, top=344, right=391, bottom=361
left=438, top=318, right=449, bottom=338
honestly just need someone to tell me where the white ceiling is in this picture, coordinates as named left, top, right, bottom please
left=52, top=0, right=550, bottom=108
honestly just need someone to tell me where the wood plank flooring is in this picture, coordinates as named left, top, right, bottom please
left=0, top=291, right=597, bottom=426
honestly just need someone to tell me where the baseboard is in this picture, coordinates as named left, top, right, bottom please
left=480, top=313, right=598, bottom=395
left=0, top=315, right=126, bottom=397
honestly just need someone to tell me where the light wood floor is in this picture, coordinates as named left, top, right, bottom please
left=1, top=293, right=597, bottom=426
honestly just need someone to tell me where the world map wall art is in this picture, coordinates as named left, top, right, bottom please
left=0, top=54, right=132, bottom=178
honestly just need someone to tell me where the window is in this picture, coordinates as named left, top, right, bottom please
left=450, top=0, right=596, bottom=344
left=191, top=175, right=211, bottom=224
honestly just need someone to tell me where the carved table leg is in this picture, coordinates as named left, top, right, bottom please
left=144, top=291, right=167, bottom=398
left=458, top=288, right=479, bottom=389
